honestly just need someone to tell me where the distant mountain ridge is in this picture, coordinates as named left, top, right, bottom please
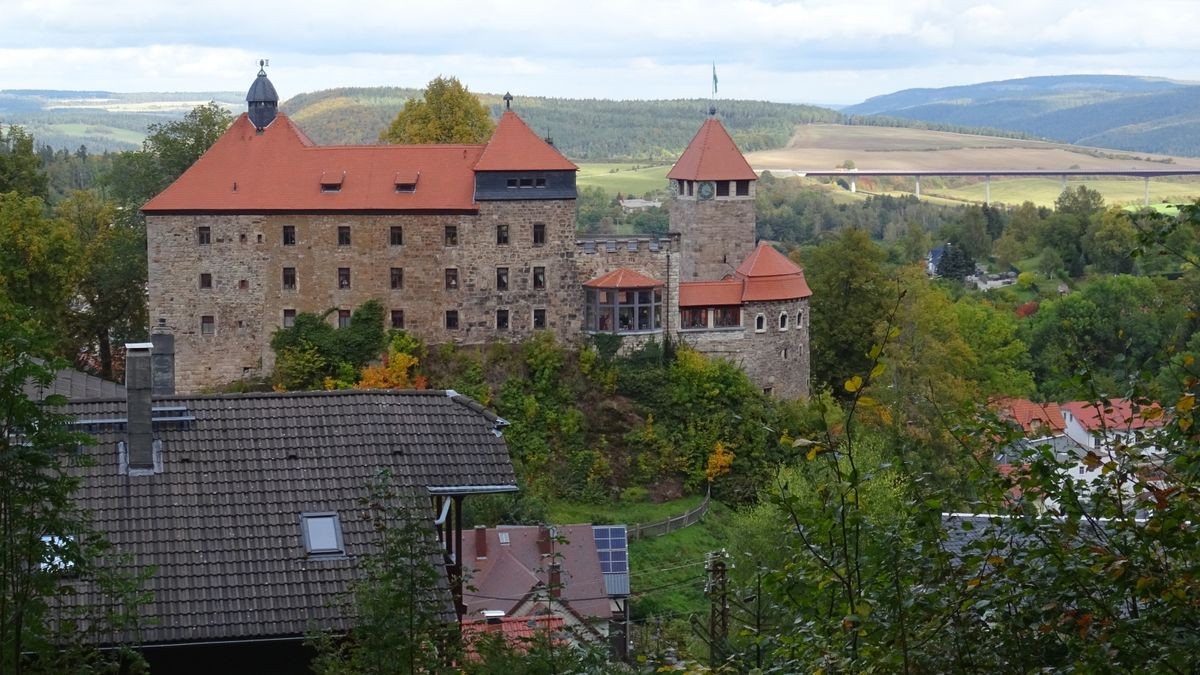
left=842, top=74, right=1200, bottom=156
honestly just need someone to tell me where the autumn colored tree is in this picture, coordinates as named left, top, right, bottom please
left=380, top=76, right=495, bottom=145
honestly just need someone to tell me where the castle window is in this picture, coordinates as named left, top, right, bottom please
left=390, top=310, right=405, bottom=329
left=755, top=314, right=766, bottom=332
left=506, top=178, right=518, bottom=188
left=584, top=286, right=663, bottom=334
left=714, top=307, right=741, bottom=328
left=496, top=308, right=509, bottom=330
left=282, top=267, right=296, bottom=290
left=716, top=181, right=730, bottom=197
left=676, top=179, right=685, bottom=195
left=681, top=308, right=708, bottom=330
left=496, top=267, right=509, bottom=291
left=445, top=310, right=459, bottom=330
left=533, top=223, right=546, bottom=246
left=779, top=312, right=789, bottom=331
left=199, top=273, right=212, bottom=290
left=535, top=177, right=546, bottom=188
left=532, top=267, right=545, bottom=290
left=796, top=309, right=804, bottom=326
left=533, top=308, right=546, bottom=329
left=283, top=309, right=296, bottom=328
left=687, top=181, right=694, bottom=196
left=197, top=226, right=211, bottom=245
left=782, top=347, right=789, bottom=360
left=239, top=279, right=248, bottom=290
left=445, top=225, right=458, bottom=246
left=282, top=225, right=296, bottom=245
left=445, top=268, right=458, bottom=290
left=736, top=180, right=751, bottom=196
left=200, top=315, right=215, bottom=336
left=519, top=177, right=534, bottom=188
left=338, top=310, right=351, bottom=328
left=390, top=268, right=404, bottom=290
left=338, top=226, right=351, bottom=246
left=338, top=267, right=351, bottom=289
left=496, top=224, right=509, bottom=245
left=390, top=226, right=403, bottom=246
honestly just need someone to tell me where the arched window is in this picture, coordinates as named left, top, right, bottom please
left=755, top=314, right=765, bottom=332
left=779, top=312, right=789, bottom=331
left=782, top=347, right=789, bottom=360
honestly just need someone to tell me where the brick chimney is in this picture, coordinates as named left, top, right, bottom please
left=548, top=562, right=562, bottom=599
left=537, top=525, right=553, bottom=556
left=150, top=320, right=175, bottom=396
left=125, top=342, right=154, bottom=470
left=474, top=525, right=488, bottom=559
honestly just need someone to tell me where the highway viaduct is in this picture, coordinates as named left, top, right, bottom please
left=759, top=169, right=1200, bottom=205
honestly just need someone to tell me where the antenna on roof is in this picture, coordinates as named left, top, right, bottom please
left=503, top=92, right=513, bottom=110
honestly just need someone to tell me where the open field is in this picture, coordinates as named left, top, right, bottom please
left=575, top=162, right=671, bottom=195
left=931, top=177, right=1200, bottom=208
left=748, top=124, right=1200, bottom=173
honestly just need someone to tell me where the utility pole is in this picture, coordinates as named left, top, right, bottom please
left=706, top=550, right=729, bottom=667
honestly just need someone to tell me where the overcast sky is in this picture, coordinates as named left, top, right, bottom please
left=4, top=0, right=1199, bottom=105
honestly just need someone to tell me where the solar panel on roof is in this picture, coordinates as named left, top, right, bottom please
left=593, top=525, right=629, bottom=575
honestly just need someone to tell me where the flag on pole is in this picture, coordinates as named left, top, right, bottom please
left=712, top=63, right=718, bottom=96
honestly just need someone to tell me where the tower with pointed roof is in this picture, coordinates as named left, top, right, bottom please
left=667, top=112, right=757, bottom=281
left=247, top=61, right=279, bottom=132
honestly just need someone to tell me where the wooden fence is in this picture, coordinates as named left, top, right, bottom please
left=628, top=487, right=711, bottom=540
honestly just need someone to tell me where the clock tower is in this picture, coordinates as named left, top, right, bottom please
left=667, top=110, right=758, bottom=281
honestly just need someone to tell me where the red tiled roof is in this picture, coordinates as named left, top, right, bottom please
left=473, top=111, right=577, bottom=172
left=143, top=113, right=485, bottom=213
left=679, top=280, right=742, bottom=307
left=583, top=267, right=662, bottom=289
left=462, top=615, right=565, bottom=644
left=461, top=525, right=612, bottom=622
left=1062, top=399, right=1164, bottom=432
left=666, top=118, right=757, bottom=181
left=735, top=243, right=812, bottom=301
left=995, top=398, right=1066, bottom=435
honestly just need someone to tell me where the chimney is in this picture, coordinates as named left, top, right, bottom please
left=125, top=342, right=154, bottom=470
left=150, top=320, right=175, bottom=396
left=548, top=563, right=562, bottom=599
left=474, top=525, right=488, bottom=559
left=537, top=525, right=553, bottom=556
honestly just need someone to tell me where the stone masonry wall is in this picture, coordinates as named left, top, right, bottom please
left=670, top=193, right=756, bottom=282
left=148, top=199, right=579, bottom=392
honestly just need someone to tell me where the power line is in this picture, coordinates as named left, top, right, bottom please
left=462, top=574, right=703, bottom=604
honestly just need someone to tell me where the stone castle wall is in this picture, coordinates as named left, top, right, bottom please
left=670, top=193, right=756, bottom=282
left=148, top=200, right=580, bottom=392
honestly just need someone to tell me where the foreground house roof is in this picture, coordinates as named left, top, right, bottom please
left=1061, top=399, right=1164, bottom=432
left=995, top=398, right=1067, bottom=436
left=22, top=359, right=126, bottom=401
left=666, top=117, right=758, bottom=181
left=64, top=389, right=516, bottom=645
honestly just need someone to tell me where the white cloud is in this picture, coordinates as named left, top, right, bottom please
left=3, top=1, right=1200, bottom=103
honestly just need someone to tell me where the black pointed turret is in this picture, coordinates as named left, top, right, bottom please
left=246, top=61, right=279, bottom=131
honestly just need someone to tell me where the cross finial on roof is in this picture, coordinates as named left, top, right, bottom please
left=503, top=92, right=513, bottom=110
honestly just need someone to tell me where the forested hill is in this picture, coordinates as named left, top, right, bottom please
left=841, top=74, right=1200, bottom=157
left=281, top=87, right=840, bottom=160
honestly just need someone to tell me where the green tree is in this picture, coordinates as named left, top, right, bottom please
left=0, top=301, right=148, bottom=674
left=1084, top=206, right=1138, bottom=274
left=57, top=191, right=148, bottom=378
left=0, top=192, right=80, bottom=346
left=1055, top=184, right=1105, bottom=219
left=270, top=301, right=388, bottom=390
left=804, top=229, right=891, bottom=398
left=0, top=126, right=49, bottom=199
left=380, top=76, right=495, bottom=144
left=935, top=243, right=975, bottom=281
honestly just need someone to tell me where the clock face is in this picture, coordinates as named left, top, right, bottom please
left=698, top=181, right=715, bottom=200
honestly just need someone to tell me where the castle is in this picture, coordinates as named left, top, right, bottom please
left=144, top=68, right=812, bottom=397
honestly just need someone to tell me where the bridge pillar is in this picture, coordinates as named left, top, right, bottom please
left=1144, top=177, right=1150, bottom=206
left=985, top=175, right=991, bottom=205
left=850, top=177, right=856, bottom=193
left=915, top=176, right=920, bottom=199
left=1061, top=174, right=1067, bottom=191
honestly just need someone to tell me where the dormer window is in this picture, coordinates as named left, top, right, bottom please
left=320, top=171, right=345, bottom=193
left=394, top=171, right=419, bottom=193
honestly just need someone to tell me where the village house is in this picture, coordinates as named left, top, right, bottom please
left=54, top=339, right=517, bottom=673
left=143, top=67, right=811, bottom=398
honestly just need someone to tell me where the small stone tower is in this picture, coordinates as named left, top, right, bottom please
left=246, top=60, right=278, bottom=131
left=667, top=111, right=757, bottom=281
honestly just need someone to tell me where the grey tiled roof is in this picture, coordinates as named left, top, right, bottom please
left=22, top=359, right=126, bottom=401
left=64, top=389, right=516, bottom=645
